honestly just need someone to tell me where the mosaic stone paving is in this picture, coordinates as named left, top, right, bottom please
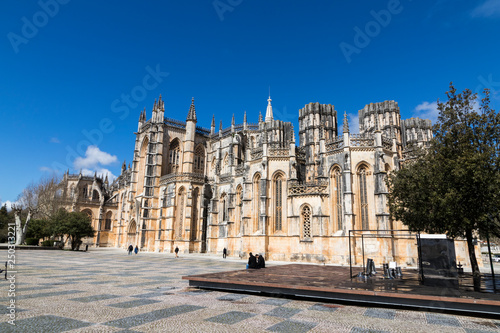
left=0, top=248, right=498, bottom=332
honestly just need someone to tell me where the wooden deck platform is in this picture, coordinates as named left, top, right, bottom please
left=183, top=264, right=500, bottom=318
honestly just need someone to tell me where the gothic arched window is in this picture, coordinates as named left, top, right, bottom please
left=358, top=166, right=369, bottom=230
left=169, top=139, right=181, bottom=174
left=273, top=173, right=285, bottom=232
left=302, top=205, right=312, bottom=238
left=253, top=173, right=261, bottom=232
left=104, top=211, right=112, bottom=230
left=331, top=167, right=343, bottom=232
left=194, top=145, right=205, bottom=174
left=175, top=187, right=185, bottom=239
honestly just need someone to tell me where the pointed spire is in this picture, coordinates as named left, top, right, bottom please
left=210, top=114, right=215, bottom=135
left=265, top=95, right=273, bottom=122
left=187, top=97, right=197, bottom=121
left=94, top=171, right=97, bottom=180
left=153, top=98, right=157, bottom=110
left=219, top=120, right=223, bottom=131
left=158, top=94, right=164, bottom=111
left=259, top=111, right=263, bottom=123
left=231, top=114, right=235, bottom=126
left=343, top=111, right=349, bottom=134
left=105, top=174, right=109, bottom=184
left=243, top=110, right=247, bottom=123
left=122, top=160, right=126, bottom=173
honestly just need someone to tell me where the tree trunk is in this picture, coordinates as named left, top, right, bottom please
left=465, top=228, right=481, bottom=291
left=14, top=210, right=31, bottom=245
left=14, top=211, right=23, bottom=245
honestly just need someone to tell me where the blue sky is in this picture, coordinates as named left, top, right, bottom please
left=1, top=0, right=500, bottom=206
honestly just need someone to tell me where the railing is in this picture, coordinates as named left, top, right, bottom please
left=269, top=148, right=288, bottom=157
left=350, top=134, right=375, bottom=147
left=288, top=180, right=328, bottom=196
left=251, top=148, right=263, bottom=160
left=382, top=136, right=393, bottom=150
left=326, top=136, right=344, bottom=152
left=159, top=172, right=206, bottom=184
left=163, top=117, right=210, bottom=136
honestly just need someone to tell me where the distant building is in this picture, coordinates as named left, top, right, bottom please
left=60, top=95, right=447, bottom=266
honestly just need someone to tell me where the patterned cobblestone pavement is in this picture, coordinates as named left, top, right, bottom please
left=0, top=249, right=499, bottom=332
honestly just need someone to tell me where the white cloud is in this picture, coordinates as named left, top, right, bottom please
left=348, top=112, right=360, bottom=134
left=50, top=137, right=60, bottom=143
left=40, top=166, right=60, bottom=173
left=0, top=200, right=15, bottom=211
left=74, top=146, right=118, bottom=169
left=81, top=168, right=117, bottom=182
left=338, top=112, right=359, bottom=134
left=413, top=101, right=439, bottom=124
left=471, top=0, right=500, bottom=18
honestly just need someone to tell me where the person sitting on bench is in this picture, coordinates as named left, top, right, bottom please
left=256, top=253, right=265, bottom=268
left=247, top=252, right=257, bottom=269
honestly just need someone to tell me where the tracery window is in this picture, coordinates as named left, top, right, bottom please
left=220, top=193, right=227, bottom=222
left=358, top=166, right=369, bottom=230
left=194, top=145, right=205, bottom=174
left=222, top=153, right=229, bottom=174
left=176, top=188, right=185, bottom=239
left=104, top=211, right=112, bottom=230
left=274, top=173, right=284, bottom=231
left=191, top=187, right=199, bottom=241
left=235, top=185, right=242, bottom=235
left=253, top=173, right=261, bottom=231
left=331, top=167, right=343, bottom=231
left=302, top=205, right=311, bottom=238
left=169, top=139, right=180, bottom=174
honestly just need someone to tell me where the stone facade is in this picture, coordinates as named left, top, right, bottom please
left=58, top=94, right=476, bottom=267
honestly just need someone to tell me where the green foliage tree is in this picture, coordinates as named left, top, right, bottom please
left=0, top=204, right=14, bottom=243
left=51, top=209, right=94, bottom=250
left=387, top=84, right=500, bottom=291
left=26, top=219, right=53, bottom=240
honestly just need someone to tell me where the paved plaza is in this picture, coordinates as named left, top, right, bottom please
left=0, top=249, right=499, bottom=332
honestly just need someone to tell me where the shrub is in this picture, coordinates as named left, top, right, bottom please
left=25, top=238, right=39, bottom=246
left=41, top=240, right=53, bottom=247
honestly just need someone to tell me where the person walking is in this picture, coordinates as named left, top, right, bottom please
left=128, top=244, right=133, bottom=255
left=223, top=248, right=227, bottom=259
left=134, top=245, right=139, bottom=255
left=175, top=246, right=179, bottom=258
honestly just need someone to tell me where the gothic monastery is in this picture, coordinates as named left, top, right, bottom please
left=60, top=95, right=443, bottom=266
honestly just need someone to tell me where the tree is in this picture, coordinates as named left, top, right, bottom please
left=26, top=219, right=53, bottom=240
left=387, top=84, right=500, bottom=291
left=0, top=204, right=14, bottom=243
left=13, top=175, right=62, bottom=245
left=51, top=209, right=95, bottom=250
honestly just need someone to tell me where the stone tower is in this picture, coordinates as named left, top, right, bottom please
left=298, top=103, right=337, bottom=181
left=359, top=101, right=403, bottom=158
left=401, top=117, right=433, bottom=148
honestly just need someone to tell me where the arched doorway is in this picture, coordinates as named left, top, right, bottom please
left=127, top=220, right=137, bottom=247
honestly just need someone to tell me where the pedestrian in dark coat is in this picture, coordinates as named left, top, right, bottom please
left=128, top=244, right=133, bottom=255
left=256, top=254, right=266, bottom=268
left=223, top=248, right=227, bottom=259
left=134, top=245, right=139, bottom=255
left=247, top=252, right=257, bottom=269
left=175, top=246, right=179, bottom=258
